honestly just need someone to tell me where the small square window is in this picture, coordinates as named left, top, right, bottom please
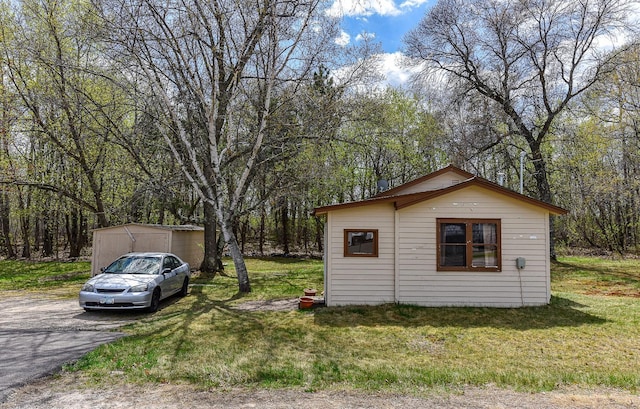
left=344, top=229, right=378, bottom=257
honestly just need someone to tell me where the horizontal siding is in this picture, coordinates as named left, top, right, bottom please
left=325, top=184, right=552, bottom=308
left=332, top=279, right=394, bottom=286
left=326, top=204, right=395, bottom=306
left=396, top=253, right=548, bottom=264
left=397, top=173, right=464, bottom=194
left=399, top=279, right=547, bottom=293
left=398, top=275, right=547, bottom=285
left=396, top=186, right=550, bottom=307
left=399, top=298, right=549, bottom=308
left=332, top=289, right=395, bottom=296
left=329, top=296, right=395, bottom=306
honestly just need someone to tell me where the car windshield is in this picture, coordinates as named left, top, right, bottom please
left=104, top=256, right=161, bottom=275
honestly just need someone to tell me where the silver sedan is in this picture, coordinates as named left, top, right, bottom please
left=79, top=252, right=191, bottom=312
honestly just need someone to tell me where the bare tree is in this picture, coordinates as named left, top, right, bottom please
left=1, top=0, right=129, bottom=232
left=404, top=0, right=634, bottom=206
left=96, top=0, right=340, bottom=292
left=0, top=78, right=17, bottom=259
left=0, top=15, right=17, bottom=258
left=556, top=41, right=640, bottom=253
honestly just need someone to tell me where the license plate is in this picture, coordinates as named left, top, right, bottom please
left=100, top=297, right=115, bottom=305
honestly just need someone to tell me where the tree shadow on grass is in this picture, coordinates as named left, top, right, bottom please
left=313, top=295, right=607, bottom=330
left=553, top=260, right=640, bottom=283
left=129, top=285, right=304, bottom=381
left=149, top=284, right=253, bottom=324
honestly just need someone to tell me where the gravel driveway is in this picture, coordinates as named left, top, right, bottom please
left=0, top=295, right=132, bottom=403
left=0, top=295, right=638, bottom=409
left=2, top=377, right=639, bottom=409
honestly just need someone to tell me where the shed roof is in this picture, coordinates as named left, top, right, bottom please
left=313, top=165, right=568, bottom=216
left=92, top=223, right=204, bottom=232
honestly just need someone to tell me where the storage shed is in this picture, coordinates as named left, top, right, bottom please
left=91, top=223, right=204, bottom=276
left=313, top=165, right=568, bottom=308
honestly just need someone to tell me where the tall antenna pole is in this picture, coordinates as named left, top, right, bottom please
left=519, top=151, right=526, bottom=194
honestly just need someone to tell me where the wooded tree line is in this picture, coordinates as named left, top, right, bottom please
left=0, top=0, right=638, bottom=285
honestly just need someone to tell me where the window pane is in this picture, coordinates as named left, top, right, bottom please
left=472, top=223, right=496, bottom=244
left=346, top=231, right=376, bottom=255
left=437, top=219, right=500, bottom=271
left=472, top=245, right=498, bottom=267
left=441, top=223, right=466, bottom=244
left=440, top=244, right=466, bottom=266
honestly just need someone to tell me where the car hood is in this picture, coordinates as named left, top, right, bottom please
left=88, top=273, right=158, bottom=289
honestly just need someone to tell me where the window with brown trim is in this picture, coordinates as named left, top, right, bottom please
left=344, top=229, right=378, bottom=257
left=437, top=219, right=501, bottom=271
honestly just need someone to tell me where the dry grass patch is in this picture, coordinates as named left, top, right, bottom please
left=553, top=256, right=640, bottom=297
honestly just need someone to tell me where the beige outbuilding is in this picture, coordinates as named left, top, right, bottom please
left=313, top=165, right=568, bottom=308
left=91, top=223, right=204, bottom=276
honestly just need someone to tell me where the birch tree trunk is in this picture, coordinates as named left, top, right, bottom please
left=96, top=0, right=339, bottom=292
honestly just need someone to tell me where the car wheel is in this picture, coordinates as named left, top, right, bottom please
left=179, top=277, right=189, bottom=297
left=148, top=288, right=161, bottom=312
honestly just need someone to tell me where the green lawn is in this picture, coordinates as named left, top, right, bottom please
left=1, top=255, right=638, bottom=394
left=0, top=259, right=91, bottom=295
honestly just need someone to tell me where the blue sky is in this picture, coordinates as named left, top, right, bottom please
left=329, top=0, right=434, bottom=53
left=328, top=0, right=640, bottom=87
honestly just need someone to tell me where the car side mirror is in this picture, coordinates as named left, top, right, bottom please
left=162, top=268, right=172, bottom=275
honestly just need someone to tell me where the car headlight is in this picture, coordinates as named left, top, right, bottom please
left=129, top=283, right=149, bottom=292
left=81, top=283, right=95, bottom=292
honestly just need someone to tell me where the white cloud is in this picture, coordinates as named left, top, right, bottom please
left=326, top=0, right=401, bottom=18
left=398, top=0, right=430, bottom=10
left=593, top=2, right=640, bottom=52
left=377, top=52, right=416, bottom=87
left=326, top=0, right=430, bottom=17
left=332, top=52, right=423, bottom=90
left=335, top=30, right=351, bottom=46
